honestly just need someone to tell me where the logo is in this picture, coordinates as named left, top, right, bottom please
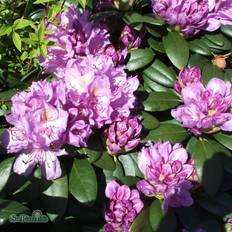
left=9, top=210, right=48, bottom=223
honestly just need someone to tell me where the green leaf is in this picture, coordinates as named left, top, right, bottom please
left=76, top=0, right=87, bottom=8
left=12, top=32, right=22, bottom=51
left=0, top=25, right=12, bottom=37
left=38, top=20, right=45, bottom=41
left=129, top=208, right=153, bottom=232
left=93, top=152, right=116, bottom=171
left=221, top=25, right=232, bottom=38
left=69, top=159, right=97, bottom=204
left=141, top=111, right=160, bottom=130
left=14, top=18, right=35, bottom=30
left=163, top=30, right=189, bottom=70
left=143, top=59, right=177, bottom=87
left=124, top=12, right=164, bottom=26
left=34, top=0, right=55, bottom=4
left=202, top=63, right=224, bottom=83
left=145, top=123, right=188, bottom=144
left=189, top=39, right=211, bottom=56
left=119, top=154, right=139, bottom=177
left=41, top=171, right=68, bottom=222
left=187, top=137, right=228, bottom=196
left=188, top=54, right=209, bottom=69
left=143, top=91, right=180, bottom=112
left=143, top=75, right=171, bottom=92
left=126, top=48, right=154, bottom=71
left=202, top=34, right=232, bottom=51
left=148, top=38, right=165, bottom=53
left=0, top=158, right=15, bottom=192
left=214, top=132, right=232, bottom=150
left=0, top=198, right=30, bottom=225
left=149, top=200, right=164, bottom=231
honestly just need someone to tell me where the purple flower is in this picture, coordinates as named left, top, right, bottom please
left=1, top=80, right=70, bottom=180
left=39, top=7, right=111, bottom=75
left=206, top=0, right=232, bottom=31
left=119, top=25, right=143, bottom=50
left=104, top=180, right=144, bottom=232
left=104, top=116, right=142, bottom=155
left=171, top=78, right=232, bottom=135
left=226, top=218, right=232, bottom=232
left=174, top=67, right=203, bottom=94
left=137, top=141, right=194, bottom=210
left=151, top=0, right=210, bottom=37
left=62, top=55, right=139, bottom=128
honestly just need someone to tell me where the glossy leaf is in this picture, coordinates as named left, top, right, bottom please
left=163, top=30, right=189, bottom=70
left=145, top=123, right=188, bottom=144
left=126, top=48, right=154, bottom=71
left=69, top=159, right=97, bottom=204
left=143, top=91, right=180, bottom=112
left=143, top=59, right=177, bottom=87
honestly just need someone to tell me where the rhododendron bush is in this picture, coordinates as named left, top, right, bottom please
left=0, top=0, right=232, bottom=231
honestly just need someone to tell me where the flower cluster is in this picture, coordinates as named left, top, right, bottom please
left=174, top=66, right=203, bottom=94
left=1, top=80, right=69, bottom=180
left=151, top=0, right=232, bottom=37
left=104, top=180, right=144, bottom=232
left=172, top=71, right=232, bottom=135
left=137, top=140, right=195, bottom=210
left=104, top=115, right=142, bottom=155
left=39, top=8, right=111, bottom=75
left=1, top=7, right=140, bottom=180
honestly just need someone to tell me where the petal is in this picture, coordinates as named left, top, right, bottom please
left=116, top=185, right=131, bottom=200
left=136, top=180, right=156, bottom=197
left=13, top=152, right=36, bottom=176
left=181, top=83, right=205, bottom=104
left=41, top=150, right=62, bottom=180
left=105, top=180, right=120, bottom=199
left=137, top=147, right=152, bottom=174
left=221, top=114, right=232, bottom=131
left=206, top=78, right=227, bottom=96
left=169, top=147, right=188, bottom=164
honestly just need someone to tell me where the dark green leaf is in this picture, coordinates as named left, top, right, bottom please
left=189, top=39, right=211, bottom=56
left=214, top=132, right=232, bottom=151
left=93, top=152, right=116, bottom=171
left=0, top=157, right=15, bottom=192
left=0, top=198, right=30, bottom=225
left=126, top=48, right=154, bottom=71
left=143, top=59, right=177, bottom=87
left=163, top=31, right=189, bottom=70
left=202, top=63, right=224, bottom=83
left=187, top=137, right=228, bottom=196
left=69, top=159, right=97, bottom=204
left=129, top=208, right=153, bottom=232
left=41, top=171, right=68, bottom=222
left=221, top=25, right=232, bottom=38
left=141, top=111, right=160, bottom=130
left=143, top=91, right=180, bottom=112
left=149, top=200, right=164, bottom=231
left=145, top=123, right=188, bottom=144
left=143, top=75, right=171, bottom=92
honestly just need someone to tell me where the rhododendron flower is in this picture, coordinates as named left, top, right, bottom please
left=119, top=25, right=143, bottom=50
left=207, top=0, right=232, bottom=31
left=172, top=78, right=232, bottom=135
left=137, top=141, right=194, bottom=210
left=151, top=0, right=210, bottom=37
left=104, top=180, right=144, bottom=232
left=62, top=55, right=139, bottom=128
left=175, top=67, right=203, bottom=94
left=39, top=7, right=111, bottom=75
left=104, top=116, right=142, bottom=155
left=1, top=79, right=93, bottom=180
